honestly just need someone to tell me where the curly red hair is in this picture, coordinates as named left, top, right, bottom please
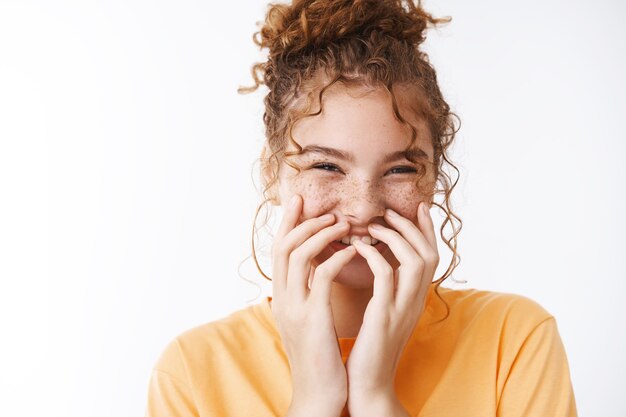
left=239, top=0, right=463, bottom=320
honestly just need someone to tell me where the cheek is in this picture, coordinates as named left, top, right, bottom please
left=282, top=172, right=426, bottom=223
left=383, top=183, right=422, bottom=222
left=289, top=175, right=338, bottom=221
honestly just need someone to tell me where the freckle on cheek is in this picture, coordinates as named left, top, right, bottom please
left=386, top=186, right=421, bottom=219
left=292, top=177, right=336, bottom=219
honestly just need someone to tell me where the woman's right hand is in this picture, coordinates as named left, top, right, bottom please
left=270, top=194, right=356, bottom=417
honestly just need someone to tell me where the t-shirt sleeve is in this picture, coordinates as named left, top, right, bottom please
left=497, top=317, right=578, bottom=417
left=145, top=338, right=199, bottom=417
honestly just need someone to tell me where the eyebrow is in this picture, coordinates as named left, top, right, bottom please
left=300, top=145, right=429, bottom=163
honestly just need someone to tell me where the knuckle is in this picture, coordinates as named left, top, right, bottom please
left=288, top=247, right=307, bottom=265
left=379, top=265, right=394, bottom=278
left=424, top=252, right=440, bottom=265
left=314, top=264, right=330, bottom=278
left=407, top=257, right=425, bottom=272
left=404, top=286, right=420, bottom=300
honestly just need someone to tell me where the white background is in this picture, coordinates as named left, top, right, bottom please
left=1, top=0, right=624, bottom=416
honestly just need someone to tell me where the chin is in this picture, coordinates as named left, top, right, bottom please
left=332, top=259, right=376, bottom=289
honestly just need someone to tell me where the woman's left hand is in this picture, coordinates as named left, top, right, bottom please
left=345, top=201, right=439, bottom=416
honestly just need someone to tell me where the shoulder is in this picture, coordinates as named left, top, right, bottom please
left=438, top=286, right=553, bottom=318
left=151, top=297, right=278, bottom=381
left=429, top=286, right=556, bottom=338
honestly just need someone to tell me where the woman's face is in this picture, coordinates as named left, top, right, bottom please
left=276, top=85, right=435, bottom=289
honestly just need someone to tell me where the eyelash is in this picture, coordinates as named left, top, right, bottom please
left=387, top=166, right=417, bottom=175
left=311, top=163, right=417, bottom=175
left=312, top=163, right=342, bottom=172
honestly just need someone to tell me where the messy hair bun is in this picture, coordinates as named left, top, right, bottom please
left=258, top=0, right=438, bottom=56
left=239, top=0, right=463, bottom=318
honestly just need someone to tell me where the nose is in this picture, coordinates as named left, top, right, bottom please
left=339, top=179, right=385, bottom=226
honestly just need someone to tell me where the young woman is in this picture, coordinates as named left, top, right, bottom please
left=145, top=1, right=577, bottom=416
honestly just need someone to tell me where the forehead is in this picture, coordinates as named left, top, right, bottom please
left=289, top=84, right=433, bottom=160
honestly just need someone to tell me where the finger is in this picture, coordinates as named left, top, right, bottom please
left=273, top=212, right=336, bottom=289
left=368, top=222, right=425, bottom=304
left=287, top=221, right=350, bottom=301
left=352, top=239, right=394, bottom=304
left=274, top=194, right=302, bottom=242
left=272, top=194, right=302, bottom=294
left=383, top=207, right=440, bottom=291
left=274, top=199, right=336, bottom=272
left=280, top=213, right=338, bottom=254
left=419, top=202, right=438, bottom=252
left=368, top=223, right=423, bottom=270
left=383, top=207, right=439, bottom=263
left=309, top=245, right=357, bottom=303
left=272, top=204, right=335, bottom=293
left=417, top=203, right=440, bottom=289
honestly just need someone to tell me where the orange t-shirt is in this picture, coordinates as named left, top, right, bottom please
left=145, top=284, right=577, bottom=416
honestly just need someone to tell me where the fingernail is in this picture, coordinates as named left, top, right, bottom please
left=386, top=208, right=399, bottom=218
left=369, top=223, right=383, bottom=230
left=320, top=213, right=334, bottom=221
left=289, top=195, right=299, bottom=208
left=422, top=203, right=430, bottom=215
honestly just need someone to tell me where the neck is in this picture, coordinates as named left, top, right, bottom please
left=330, top=282, right=374, bottom=338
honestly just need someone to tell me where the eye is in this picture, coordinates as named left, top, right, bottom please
left=312, top=163, right=343, bottom=173
left=387, top=166, right=417, bottom=175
